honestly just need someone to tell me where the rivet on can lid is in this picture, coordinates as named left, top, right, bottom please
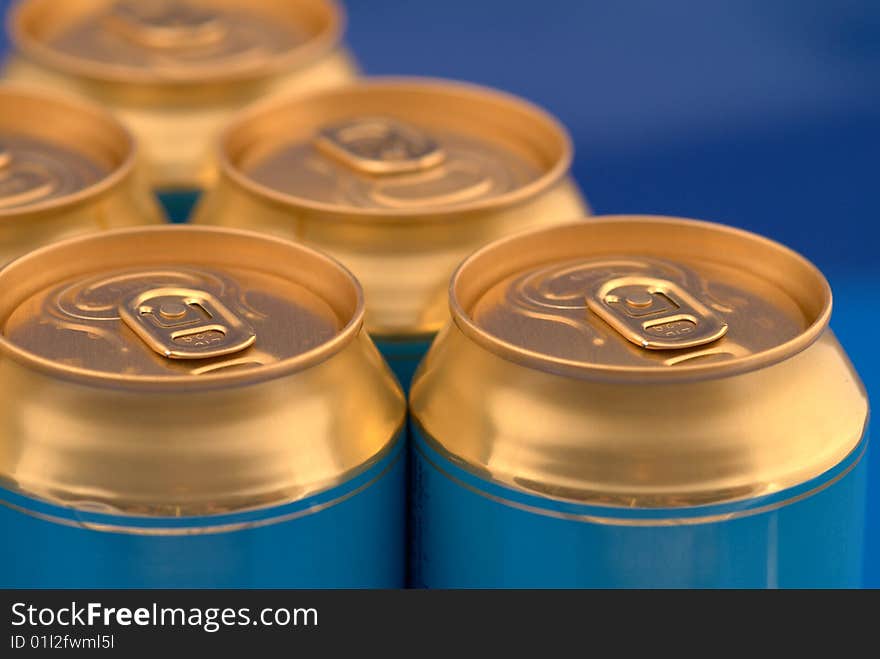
left=313, top=117, right=447, bottom=176
left=120, top=287, right=257, bottom=360
left=588, top=276, right=729, bottom=350
left=623, top=291, right=653, bottom=308
left=158, top=301, right=188, bottom=319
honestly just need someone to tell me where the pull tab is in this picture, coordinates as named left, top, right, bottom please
left=120, top=288, right=256, bottom=360
left=313, top=117, right=446, bottom=175
left=587, top=276, right=728, bottom=350
left=106, top=0, right=226, bottom=49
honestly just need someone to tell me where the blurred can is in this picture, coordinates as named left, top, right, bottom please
left=410, top=216, right=869, bottom=588
left=3, top=0, right=358, bottom=221
left=0, top=84, right=163, bottom=263
left=193, top=78, right=589, bottom=389
left=0, top=226, right=405, bottom=587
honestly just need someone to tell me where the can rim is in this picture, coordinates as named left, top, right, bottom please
left=7, top=0, right=347, bottom=86
left=217, top=76, right=575, bottom=221
left=0, top=83, right=138, bottom=219
left=0, top=225, right=366, bottom=390
left=449, top=215, right=833, bottom=382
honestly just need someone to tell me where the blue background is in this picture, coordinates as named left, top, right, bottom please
left=1, top=0, right=877, bottom=585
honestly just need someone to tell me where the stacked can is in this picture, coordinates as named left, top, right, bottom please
left=193, top=78, right=589, bottom=389
left=0, top=226, right=405, bottom=587
left=0, top=85, right=162, bottom=262
left=410, top=216, right=869, bottom=588
left=3, top=0, right=357, bottom=221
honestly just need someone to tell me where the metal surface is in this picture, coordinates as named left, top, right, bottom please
left=118, top=287, right=258, bottom=360
left=2, top=436, right=405, bottom=587
left=313, top=117, right=447, bottom=176
left=410, top=215, right=868, bottom=587
left=454, top=216, right=831, bottom=382
left=0, top=225, right=405, bottom=587
left=586, top=274, right=729, bottom=350
left=247, top=114, right=542, bottom=212
left=0, top=135, right=105, bottom=210
left=0, top=226, right=405, bottom=515
left=5, top=261, right=340, bottom=379
left=410, top=425, right=867, bottom=588
left=48, top=0, right=301, bottom=77
left=193, top=78, right=588, bottom=341
left=3, top=0, right=358, bottom=191
left=0, top=84, right=163, bottom=263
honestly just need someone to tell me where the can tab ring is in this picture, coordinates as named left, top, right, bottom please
left=313, top=117, right=447, bottom=176
left=120, top=287, right=256, bottom=360
left=587, top=276, right=728, bottom=350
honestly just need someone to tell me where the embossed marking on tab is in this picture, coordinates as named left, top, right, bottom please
left=120, top=287, right=256, bottom=359
left=588, top=276, right=728, bottom=350
left=314, top=117, right=446, bottom=175
left=106, top=0, right=226, bottom=49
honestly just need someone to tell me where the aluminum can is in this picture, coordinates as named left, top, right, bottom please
left=410, top=216, right=869, bottom=588
left=3, top=0, right=358, bottom=221
left=192, top=78, right=589, bottom=389
left=0, top=84, right=162, bottom=263
left=0, top=226, right=405, bottom=587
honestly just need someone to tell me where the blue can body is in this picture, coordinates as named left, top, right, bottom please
left=1, top=435, right=404, bottom=588
left=156, top=190, right=201, bottom=224
left=411, top=426, right=868, bottom=588
left=374, top=337, right=433, bottom=395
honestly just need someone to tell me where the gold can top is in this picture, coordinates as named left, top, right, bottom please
left=0, top=85, right=134, bottom=216
left=413, top=216, right=866, bottom=512
left=9, top=0, right=345, bottom=84
left=0, top=225, right=364, bottom=389
left=451, top=216, right=832, bottom=381
left=222, top=78, right=573, bottom=217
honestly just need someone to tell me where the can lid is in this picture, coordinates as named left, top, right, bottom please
left=452, top=216, right=832, bottom=381
left=10, top=0, right=344, bottom=85
left=0, top=136, right=105, bottom=211
left=221, top=78, right=573, bottom=218
left=0, top=85, right=133, bottom=216
left=0, top=226, right=364, bottom=389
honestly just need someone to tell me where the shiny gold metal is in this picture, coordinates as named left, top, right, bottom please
left=314, top=117, right=447, bottom=176
left=410, top=216, right=869, bottom=509
left=0, top=226, right=404, bottom=514
left=193, top=78, right=589, bottom=338
left=119, top=287, right=257, bottom=360
left=0, top=84, right=163, bottom=263
left=104, top=1, right=229, bottom=51
left=0, top=132, right=105, bottom=210
left=4, top=0, right=358, bottom=191
left=588, top=275, right=729, bottom=350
